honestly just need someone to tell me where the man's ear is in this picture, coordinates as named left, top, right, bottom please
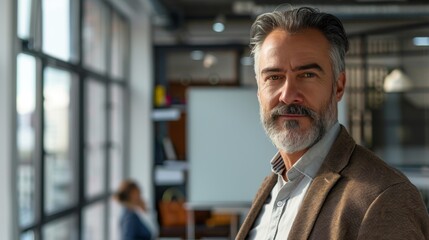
left=335, top=72, right=346, bottom=101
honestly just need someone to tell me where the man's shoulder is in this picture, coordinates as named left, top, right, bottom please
left=343, top=144, right=413, bottom=191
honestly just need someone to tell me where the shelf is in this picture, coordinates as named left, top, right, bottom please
left=152, top=107, right=181, bottom=121
left=154, top=160, right=188, bottom=186
left=163, top=159, right=189, bottom=170
left=155, top=165, right=186, bottom=186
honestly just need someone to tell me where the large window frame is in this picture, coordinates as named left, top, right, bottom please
left=16, top=0, right=130, bottom=239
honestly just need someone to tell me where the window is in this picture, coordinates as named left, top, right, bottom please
left=16, top=53, right=37, bottom=228
left=83, top=202, right=105, bottom=240
left=110, top=12, right=128, bottom=79
left=17, top=0, right=33, bottom=39
left=43, top=67, right=78, bottom=214
left=21, top=231, right=35, bottom=240
left=42, top=0, right=79, bottom=62
left=109, top=85, right=125, bottom=191
left=83, top=0, right=108, bottom=73
left=108, top=199, right=121, bottom=240
left=85, top=79, right=106, bottom=199
left=16, top=0, right=130, bottom=238
left=42, top=215, right=77, bottom=240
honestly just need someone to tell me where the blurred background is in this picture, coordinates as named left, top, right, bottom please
left=1, top=0, right=428, bottom=239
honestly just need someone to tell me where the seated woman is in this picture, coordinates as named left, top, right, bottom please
left=114, top=180, right=158, bottom=240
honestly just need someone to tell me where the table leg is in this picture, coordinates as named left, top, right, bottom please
left=187, top=209, right=195, bottom=239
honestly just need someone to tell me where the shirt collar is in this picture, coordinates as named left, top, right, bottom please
left=270, top=122, right=341, bottom=181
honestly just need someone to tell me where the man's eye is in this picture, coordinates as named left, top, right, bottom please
left=301, top=72, right=315, bottom=78
left=268, top=75, right=282, bottom=81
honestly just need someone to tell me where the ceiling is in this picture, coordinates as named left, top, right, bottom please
left=155, top=0, right=429, bottom=22
left=144, top=0, right=429, bottom=44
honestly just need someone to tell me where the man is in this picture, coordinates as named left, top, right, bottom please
left=236, top=6, right=429, bottom=240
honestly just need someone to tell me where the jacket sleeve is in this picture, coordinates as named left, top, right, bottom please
left=357, top=182, right=429, bottom=240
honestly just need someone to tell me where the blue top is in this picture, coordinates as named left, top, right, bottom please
left=120, top=208, right=152, bottom=240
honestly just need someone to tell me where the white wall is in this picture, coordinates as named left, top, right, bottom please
left=129, top=13, right=155, bottom=209
left=0, top=0, right=18, bottom=239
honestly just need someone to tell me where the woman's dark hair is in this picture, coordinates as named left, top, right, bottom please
left=114, top=180, right=140, bottom=203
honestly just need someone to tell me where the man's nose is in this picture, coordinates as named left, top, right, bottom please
left=278, top=78, right=303, bottom=105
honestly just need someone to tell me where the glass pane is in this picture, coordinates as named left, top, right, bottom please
left=108, top=199, right=121, bottom=240
left=110, top=13, right=127, bottom=79
left=42, top=0, right=78, bottom=61
left=17, top=54, right=37, bottom=162
left=21, top=230, right=35, bottom=240
left=43, top=215, right=77, bottom=240
left=83, top=202, right=105, bottom=240
left=43, top=67, right=77, bottom=214
left=17, top=0, right=33, bottom=39
left=16, top=53, right=37, bottom=227
left=18, top=165, right=36, bottom=227
left=85, top=80, right=106, bottom=198
left=83, top=0, right=108, bottom=73
left=109, top=85, right=124, bottom=191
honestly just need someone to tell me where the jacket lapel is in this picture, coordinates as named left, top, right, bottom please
left=288, top=126, right=356, bottom=240
left=287, top=171, right=341, bottom=239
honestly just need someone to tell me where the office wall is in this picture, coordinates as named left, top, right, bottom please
left=0, top=0, right=18, bottom=239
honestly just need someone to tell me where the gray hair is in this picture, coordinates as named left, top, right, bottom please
left=250, top=7, right=349, bottom=82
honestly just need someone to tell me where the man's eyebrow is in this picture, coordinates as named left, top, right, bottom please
left=260, top=67, right=285, bottom=75
left=293, top=63, right=324, bottom=72
left=260, top=64, right=324, bottom=75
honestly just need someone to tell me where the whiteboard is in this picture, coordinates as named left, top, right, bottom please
left=188, top=88, right=276, bottom=204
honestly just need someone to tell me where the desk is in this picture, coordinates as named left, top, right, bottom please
left=185, top=202, right=250, bottom=239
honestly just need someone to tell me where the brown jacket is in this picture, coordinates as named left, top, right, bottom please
left=236, top=126, right=429, bottom=240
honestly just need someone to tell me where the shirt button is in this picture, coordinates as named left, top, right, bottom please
left=277, top=201, right=284, bottom=207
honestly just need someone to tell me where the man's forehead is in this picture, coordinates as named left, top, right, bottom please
left=257, top=31, right=330, bottom=70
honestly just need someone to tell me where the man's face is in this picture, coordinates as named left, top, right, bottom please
left=256, top=28, right=345, bottom=153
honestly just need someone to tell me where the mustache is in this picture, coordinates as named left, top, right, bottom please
left=270, top=104, right=317, bottom=120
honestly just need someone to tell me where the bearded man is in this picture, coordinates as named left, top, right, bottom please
left=236, top=6, right=429, bottom=240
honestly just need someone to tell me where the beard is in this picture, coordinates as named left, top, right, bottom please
left=260, top=95, right=337, bottom=154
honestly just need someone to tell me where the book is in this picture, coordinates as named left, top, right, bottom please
left=162, top=137, right=177, bottom=160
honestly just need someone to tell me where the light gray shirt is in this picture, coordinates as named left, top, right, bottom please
left=248, top=122, right=340, bottom=240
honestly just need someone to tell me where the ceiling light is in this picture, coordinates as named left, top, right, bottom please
left=212, top=14, right=225, bottom=33
left=213, top=22, right=225, bottom=32
left=413, top=37, right=429, bottom=46
left=203, top=53, right=217, bottom=68
left=383, top=69, right=413, bottom=93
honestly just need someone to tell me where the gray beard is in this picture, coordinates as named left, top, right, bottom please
left=260, top=97, right=336, bottom=153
